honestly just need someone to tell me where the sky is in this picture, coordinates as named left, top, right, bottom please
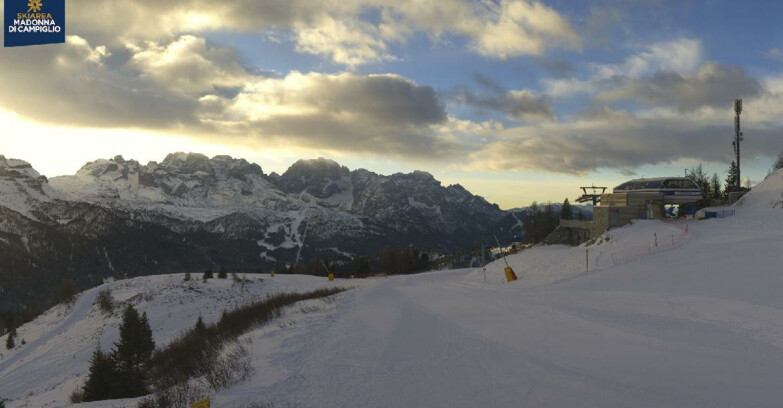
left=2, top=0, right=783, bottom=209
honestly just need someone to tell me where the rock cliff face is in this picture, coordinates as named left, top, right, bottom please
left=0, top=153, right=518, bottom=310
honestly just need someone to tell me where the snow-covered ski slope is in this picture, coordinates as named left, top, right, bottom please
left=2, top=169, right=783, bottom=408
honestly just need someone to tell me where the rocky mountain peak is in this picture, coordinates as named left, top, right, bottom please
left=0, top=156, right=53, bottom=218
left=276, top=157, right=351, bottom=198
left=0, top=156, right=44, bottom=180
left=286, top=157, right=348, bottom=176
left=154, top=152, right=264, bottom=179
left=77, top=156, right=141, bottom=178
left=159, top=152, right=213, bottom=174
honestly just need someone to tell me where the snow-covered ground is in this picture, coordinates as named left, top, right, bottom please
left=3, top=170, right=783, bottom=408
left=0, top=274, right=366, bottom=408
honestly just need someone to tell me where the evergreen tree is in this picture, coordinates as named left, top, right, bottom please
left=710, top=172, right=721, bottom=200
left=419, top=252, right=430, bottom=271
left=218, top=266, right=228, bottom=279
left=202, top=267, right=213, bottom=281
left=112, top=305, right=155, bottom=398
left=183, top=272, right=191, bottom=282
left=523, top=202, right=539, bottom=244
left=542, top=202, right=556, bottom=239
left=725, top=160, right=739, bottom=195
left=772, top=150, right=783, bottom=172
left=194, top=316, right=206, bottom=333
left=560, top=198, right=573, bottom=220
left=82, top=349, right=118, bottom=401
left=5, top=327, right=15, bottom=350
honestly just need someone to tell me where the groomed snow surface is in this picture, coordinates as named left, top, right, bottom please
left=3, top=170, right=783, bottom=408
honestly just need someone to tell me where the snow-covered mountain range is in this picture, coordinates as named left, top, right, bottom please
left=0, top=153, right=524, bottom=310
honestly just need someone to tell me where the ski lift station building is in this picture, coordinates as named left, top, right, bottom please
left=560, top=177, right=702, bottom=245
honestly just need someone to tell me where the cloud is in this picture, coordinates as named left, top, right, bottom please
left=542, top=38, right=703, bottom=99
left=473, top=73, right=507, bottom=94
left=766, top=47, right=783, bottom=60
left=450, top=74, right=554, bottom=121
left=0, top=36, right=199, bottom=128
left=470, top=36, right=783, bottom=175
left=0, top=34, right=461, bottom=159
left=203, top=71, right=459, bottom=158
left=3, top=26, right=780, bottom=179
left=593, top=38, right=703, bottom=80
left=469, top=0, right=581, bottom=58
left=452, top=89, right=554, bottom=121
left=536, top=58, right=575, bottom=78
left=596, top=63, right=764, bottom=112
left=293, top=16, right=395, bottom=68
left=61, top=0, right=580, bottom=66
left=467, top=103, right=783, bottom=175
left=540, top=39, right=761, bottom=112
left=128, top=35, right=253, bottom=95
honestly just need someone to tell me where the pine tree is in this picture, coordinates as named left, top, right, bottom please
left=82, top=349, right=118, bottom=401
left=725, top=160, right=739, bottom=195
left=560, top=198, right=573, bottom=220
left=710, top=172, right=721, bottom=200
left=772, top=150, right=783, bottom=172
left=542, top=202, right=556, bottom=240
left=202, top=267, right=213, bottom=281
left=419, top=252, right=430, bottom=271
left=112, top=305, right=155, bottom=398
left=5, top=327, right=15, bottom=350
left=194, top=316, right=206, bottom=333
left=218, top=266, right=228, bottom=279
left=523, top=202, right=539, bottom=243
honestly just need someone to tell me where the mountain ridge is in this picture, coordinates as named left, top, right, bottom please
left=0, top=152, right=522, bottom=311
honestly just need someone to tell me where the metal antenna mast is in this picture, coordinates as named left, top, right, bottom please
left=732, top=99, right=743, bottom=191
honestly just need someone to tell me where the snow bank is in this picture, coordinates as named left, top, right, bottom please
left=734, top=168, right=783, bottom=213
